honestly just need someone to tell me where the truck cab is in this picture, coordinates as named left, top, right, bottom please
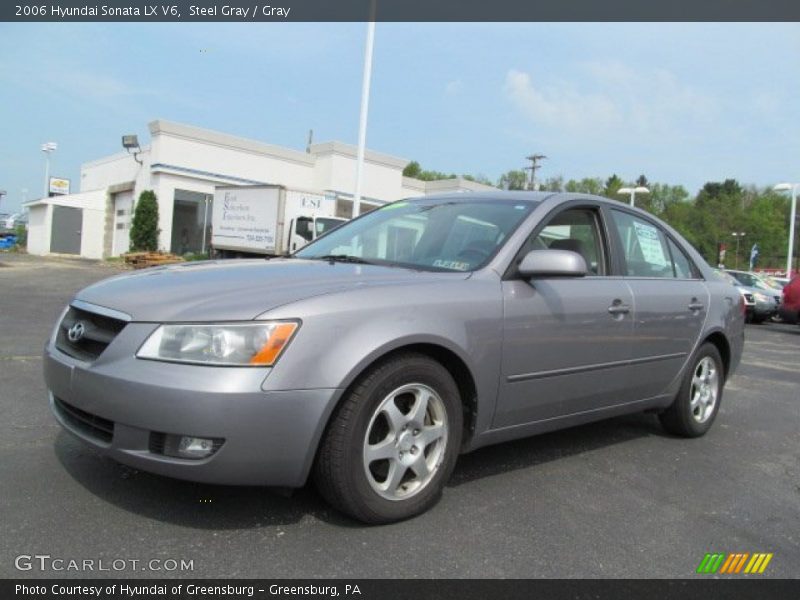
left=288, top=215, right=347, bottom=253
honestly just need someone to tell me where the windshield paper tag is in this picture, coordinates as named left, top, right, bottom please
left=433, top=259, right=469, bottom=271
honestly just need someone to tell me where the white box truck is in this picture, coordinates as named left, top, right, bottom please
left=211, top=185, right=347, bottom=257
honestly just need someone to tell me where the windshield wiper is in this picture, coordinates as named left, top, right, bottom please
left=311, top=254, right=381, bottom=265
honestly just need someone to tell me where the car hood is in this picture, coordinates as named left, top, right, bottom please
left=74, top=259, right=468, bottom=322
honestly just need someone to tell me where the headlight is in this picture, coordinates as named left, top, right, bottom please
left=137, top=321, right=299, bottom=366
left=753, top=292, right=768, bottom=303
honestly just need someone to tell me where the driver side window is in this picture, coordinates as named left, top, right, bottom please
left=528, top=208, right=607, bottom=275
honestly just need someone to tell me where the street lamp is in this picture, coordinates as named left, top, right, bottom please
left=774, top=183, right=798, bottom=277
left=41, top=142, right=57, bottom=198
left=617, top=186, right=650, bottom=207
left=731, top=231, right=746, bottom=270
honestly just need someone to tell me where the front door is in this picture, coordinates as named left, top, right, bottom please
left=493, top=206, right=636, bottom=428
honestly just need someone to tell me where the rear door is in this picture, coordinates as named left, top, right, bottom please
left=606, top=208, right=708, bottom=399
left=494, top=204, right=636, bottom=428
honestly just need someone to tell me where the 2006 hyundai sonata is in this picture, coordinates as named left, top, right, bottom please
left=45, top=192, right=744, bottom=523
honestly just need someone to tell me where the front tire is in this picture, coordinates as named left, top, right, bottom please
left=314, top=353, right=463, bottom=524
left=659, top=342, right=724, bottom=437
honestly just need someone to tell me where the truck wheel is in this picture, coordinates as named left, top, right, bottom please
left=314, top=353, right=462, bottom=524
left=659, top=343, right=724, bottom=438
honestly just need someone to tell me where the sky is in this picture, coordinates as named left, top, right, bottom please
left=1, top=22, right=799, bottom=214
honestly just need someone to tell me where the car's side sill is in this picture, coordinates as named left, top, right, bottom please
left=465, top=394, right=673, bottom=452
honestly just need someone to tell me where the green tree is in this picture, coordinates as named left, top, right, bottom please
left=129, top=190, right=160, bottom=252
left=647, top=183, right=690, bottom=216
left=541, top=175, right=564, bottom=192
left=402, top=161, right=421, bottom=178
left=604, top=174, right=625, bottom=198
left=462, top=173, right=494, bottom=186
left=498, top=169, right=528, bottom=190
left=564, top=177, right=604, bottom=195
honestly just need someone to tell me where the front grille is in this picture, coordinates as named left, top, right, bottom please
left=54, top=397, right=114, bottom=444
left=55, top=305, right=127, bottom=362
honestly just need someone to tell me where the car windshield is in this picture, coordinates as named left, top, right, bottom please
left=314, top=217, right=345, bottom=236
left=729, top=271, right=771, bottom=290
left=295, top=199, right=536, bottom=272
left=713, top=270, right=739, bottom=285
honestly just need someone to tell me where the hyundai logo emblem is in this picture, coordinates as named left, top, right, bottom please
left=67, top=321, right=86, bottom=342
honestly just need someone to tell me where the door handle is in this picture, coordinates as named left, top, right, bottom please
left=608, top=301, right=630, bottom=316
left=688, top=300, right=704, bottom=311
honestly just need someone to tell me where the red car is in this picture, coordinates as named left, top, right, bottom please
left=779, top=275, right=800, bottom=324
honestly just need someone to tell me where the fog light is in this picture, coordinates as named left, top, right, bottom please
left=149, top=432, right=223, bottom=460
left=178, top=436, right=216, bottom=458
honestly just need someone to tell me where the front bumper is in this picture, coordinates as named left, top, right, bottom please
left=44, top=332, right=340, bottom=487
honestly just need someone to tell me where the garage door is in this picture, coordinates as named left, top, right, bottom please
left=50, top=206, right=83, bottom=255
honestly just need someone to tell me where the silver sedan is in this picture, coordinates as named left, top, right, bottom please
left=44, top=193, right=744, bottom=523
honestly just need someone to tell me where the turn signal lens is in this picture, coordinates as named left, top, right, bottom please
left=249, top=322, right=299, bottom=365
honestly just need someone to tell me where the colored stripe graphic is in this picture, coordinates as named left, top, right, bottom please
left=697, top=553, right=726, bottom=574
left=699, top=552, right=774, bottom=574
left=744, top=553, right=773, bottom=574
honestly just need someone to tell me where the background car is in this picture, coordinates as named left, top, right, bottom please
left=714, top=269, right=776, bottom=324
left=725, top=269, right=781, bottom=323
left=778, top=275, right=800, bottom=324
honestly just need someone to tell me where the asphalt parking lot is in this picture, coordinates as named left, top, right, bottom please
left=1, top=253, right=798, bottom=579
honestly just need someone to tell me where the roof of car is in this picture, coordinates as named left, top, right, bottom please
left=407, top=191, right=558, bottom=204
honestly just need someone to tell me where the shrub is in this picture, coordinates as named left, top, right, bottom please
left=129, top=190, right=160, bottom=251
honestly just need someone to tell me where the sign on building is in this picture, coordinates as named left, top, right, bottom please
left=49, top=177, right=71, bottom=196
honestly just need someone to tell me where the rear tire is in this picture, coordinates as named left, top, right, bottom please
left=659, top=342, right=724, bottom=438
left=314, top=353, right=462, bottom=524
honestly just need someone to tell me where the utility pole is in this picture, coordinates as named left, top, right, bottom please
left=306, top=129, right=313, bottom=153
left=524, top=154, right=546, bottom=190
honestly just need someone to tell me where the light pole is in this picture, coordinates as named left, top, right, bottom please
left=731, top=232, right=746, bottom=270
left=774, top=183, right=798, bottom=277
left=41, top=142, right=57, bottom=198
left=353, top=4, right=376, bottom=219
left=617, top=186, right=650, bottom=208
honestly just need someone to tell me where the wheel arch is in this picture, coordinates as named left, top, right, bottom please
left=702, top=330, right=732, bottom=379
left=305, top=338, right=481, bottom=485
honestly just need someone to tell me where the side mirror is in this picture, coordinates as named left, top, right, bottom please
left=518, top=249, right=588, bottom=278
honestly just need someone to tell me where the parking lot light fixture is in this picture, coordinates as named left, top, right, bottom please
left=774, top=183, right=798, bottom=277
left=617, top=186, right=650, bottom=207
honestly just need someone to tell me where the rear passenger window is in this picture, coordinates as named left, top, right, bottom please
left=611, top=210, right=674, bottom=278
left=667, top=238, right=697, bottom=279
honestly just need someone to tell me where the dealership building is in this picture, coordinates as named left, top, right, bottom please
left=25, top=120, right=492, bottom=259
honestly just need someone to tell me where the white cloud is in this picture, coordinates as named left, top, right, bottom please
left=504, top=69, right=621, bottom=132
left=504, top=61, right=717, bottom=141
left=445, top=79, right=463, bottom=95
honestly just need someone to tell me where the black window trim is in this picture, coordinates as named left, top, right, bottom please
left=604, top=205, right=704, bottom=281
left=502, top=200, right=615, bottom=280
